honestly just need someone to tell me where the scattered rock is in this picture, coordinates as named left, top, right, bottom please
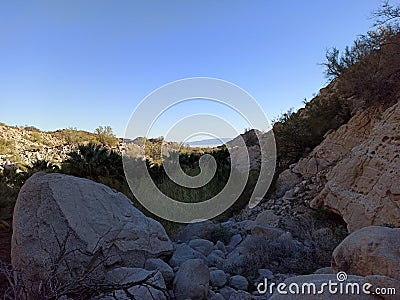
left=219, top=286, right=236, bottom=299
left=173, top=259, right=210, bottom=300
left=364, top=275, right=400, bottom=300
left=169, top=243, right=206, bottom=267
left=255, top=210, right=281, bottom=227
left=189, top=238, right=215, bottom=256
left=227, top=234, right=242, bottom=250
left=175, top=220, right=216, bottom=242
left=251, top=224, right=286, bottom=239
left=275, top=169, right=302, bottom=197
left=144, top=258, right=175, bottom=286
left=229, top=275, right=249, bottom=291
left=210, top=269, right=227, bottom=288
left=258, top=268, right=274, bottom=279
left=210, top=293, right=225, bottom=300
left=207, top=249, right=225, bottom=267
left=314, top=267, right=333, bottom=274
left=229, top=290, right=253, bottom=300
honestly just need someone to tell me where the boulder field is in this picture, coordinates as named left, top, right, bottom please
left=10, top=172, right=400, bottom=299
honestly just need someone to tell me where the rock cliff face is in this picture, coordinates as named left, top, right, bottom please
left=285, top=100, right=400, bottom=231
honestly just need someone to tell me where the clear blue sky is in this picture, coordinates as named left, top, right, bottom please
left=0, top=0, right=384, bottom=138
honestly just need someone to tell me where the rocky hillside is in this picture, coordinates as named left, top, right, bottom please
left=0, top=124, right=73, bottom=169
left=0, top=124, right=123, bottom=170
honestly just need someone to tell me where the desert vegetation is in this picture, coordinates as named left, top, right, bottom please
left=1, top=2, right=400, bottom=298
left=272, top=2, right=400, bottom=175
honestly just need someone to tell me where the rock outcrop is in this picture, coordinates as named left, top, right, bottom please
left=283, top=100, right=400, bottom=231
left=11, top=172, right=173, bottom=289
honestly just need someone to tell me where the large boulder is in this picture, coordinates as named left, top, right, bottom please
left=173, top=259, right=210, bottom=300
left=332, top=226, right=400, bottom=281
left=11, top=172, right=173, bottom=289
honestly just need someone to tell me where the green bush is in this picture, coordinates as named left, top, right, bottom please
left=94, top=125, right=119, bottom=146
left=61, top=143, right=124, bottom=186
left=22, top=125, right=40, bottom=132
left=323, top=22, right=400, bottom=106
left=24, top=132, right=44, bottom=144
left=273, top=95, right=351, bottom=175
left=0, top=138, right=15, bottom=155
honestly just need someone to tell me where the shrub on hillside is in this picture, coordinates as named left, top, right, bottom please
left=323, top=22, right=400, bottom=106
left=273, top=95, right=352, bottom=174
left=23, top=132, right=44, bottom=144
left=0, top=138, right=16, bottom=155
left=94, top=125, right=119, bottom=146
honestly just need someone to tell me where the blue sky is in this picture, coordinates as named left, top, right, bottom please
left=0, top=0, right=384, bottom=139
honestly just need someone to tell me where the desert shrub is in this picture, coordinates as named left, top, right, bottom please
left=145, top=146, right=230, bottom=201
left=323, top=19, right=400, bottom=106
left=27, top=160, right=60, bottom=174
left=273, top=95, right=352, bottom=174
left=0, top=160, right=62, bottom=220
left=23, top=132, right=44, bottom=144
left=94, top=125, right=119, bottom=146
left=54, top=128, right=109, bottom=146
left=0, top=181, right=20, bottom=220
left=223, top=234, right=315, bottom=279
left=338, top=32, right=400, bottom=106
left=280, top=212, right=348, bottom=268
left=0, top=138, right=15, bottom=155
left=22, top=125, right=40, bottom=132
left=0, top=168, right=26, bottom=220
left=210, top=223, right=233, bottom=244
